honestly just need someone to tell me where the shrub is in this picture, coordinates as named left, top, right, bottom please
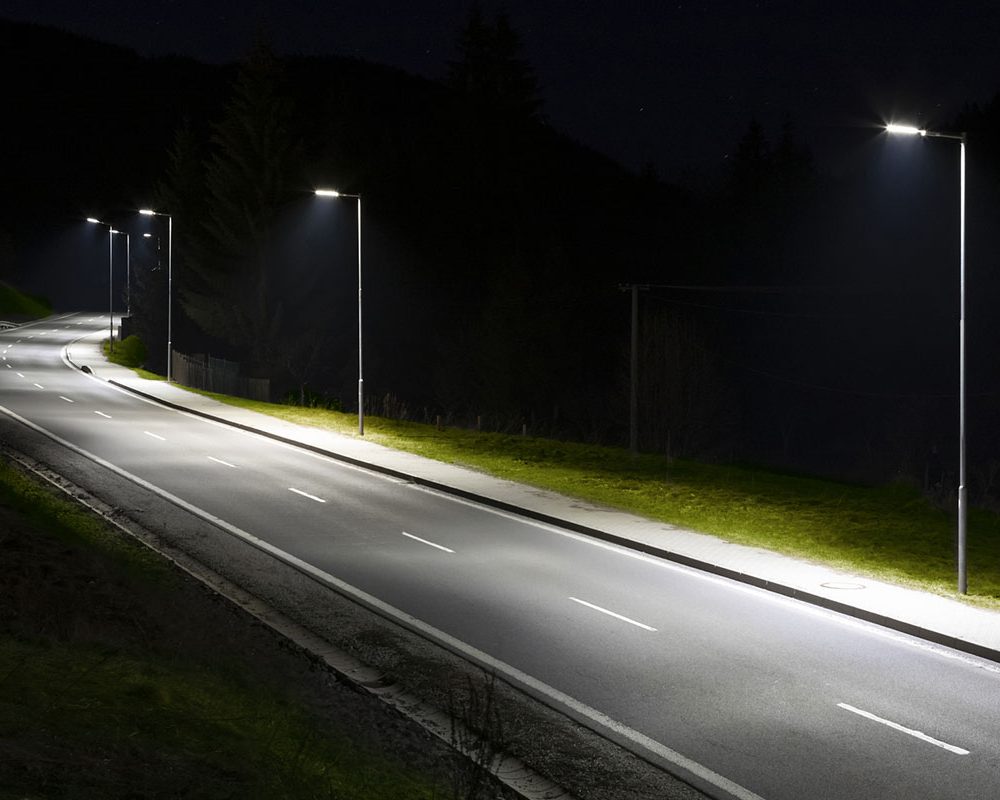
left=113, top=335, right=147, bottom=368
left=283, top=386, right=341, bottom=410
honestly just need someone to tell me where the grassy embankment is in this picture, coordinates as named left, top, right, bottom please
left=0, top=281, right=51, bottom=319
left=0, top=460, right=447, bottom=798
left=166, top=386, right=1000, bottom=609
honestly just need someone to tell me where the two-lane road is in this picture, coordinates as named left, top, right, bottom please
left=3, top=312, right=998, bottom=800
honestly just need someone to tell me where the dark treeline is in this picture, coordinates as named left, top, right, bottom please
left=4, top=15, right=1000, bottom=498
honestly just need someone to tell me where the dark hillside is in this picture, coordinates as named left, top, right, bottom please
left=273, top=53, right=703, bottom=437
left=1, top=20, right=226, bottom=232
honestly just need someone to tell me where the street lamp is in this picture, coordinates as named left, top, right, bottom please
left=123, top=230, right=131, bottom=317
left=885, top=121, right=968, bottom=593
left=139, top=209, right=173, bottom=381
left=86, top=217, right=119, bottom=352
left=315, top=188, right=364, bottom=436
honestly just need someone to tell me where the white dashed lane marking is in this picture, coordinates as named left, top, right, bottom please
left=289, top=487, right=326, bottom=503
left=569, top=597, right=657, bottom=632
left=401, top=531, right=455, bottom=553
left=837, top=703, right=969, bottom=755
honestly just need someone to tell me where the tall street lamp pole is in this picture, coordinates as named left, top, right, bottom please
left=86, top=217, right=118, bottom=352
left=885, top=122, right=968, bottom=593
left=124, top=230, right=131, bottom=317
left=139, top=209, right=173, bottom=381
left=315, top=189, right=364, bottom=436
left=113, top=229, right=130, bottom=328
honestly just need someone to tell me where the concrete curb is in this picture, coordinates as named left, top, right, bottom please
left=2, top=441, right=575, bottom=800
left=96, top=376, right=1000, bottom=667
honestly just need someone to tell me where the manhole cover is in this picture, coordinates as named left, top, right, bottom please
left=821, top=581, right=866, bottom=590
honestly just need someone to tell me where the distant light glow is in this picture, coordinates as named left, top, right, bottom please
left=143, top=233, right=153, bottom=238
left=314, top=189, right=341, bottom=197
left=86, top=217, right=101, bottom=224
left=139, top=209, right=156, bottom=216
left=885, top=123, right=926, bottom=136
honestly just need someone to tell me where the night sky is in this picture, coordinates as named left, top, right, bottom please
left=5, top=1, right=1000, bottom=178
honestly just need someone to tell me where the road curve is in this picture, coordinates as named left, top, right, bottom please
left=2, top=313, right=998, bottom=800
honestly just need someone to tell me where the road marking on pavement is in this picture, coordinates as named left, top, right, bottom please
left=425, top=486, right=1000, bottom=676
left=289, top=487, right=326, bottom=503
left=207, top=456, right=239, bottom=468
left=15, top=372, right=24, bottom=378
left=94, top=411, right=112, bottom=419
left=569, top=597, right=657, bottom=631
left=0, top=401, right=768, bottom=800
left=402, top=531, right=455, bottom=553
left=144, top=431, right=166, bottom=441
left=33, top=383, right=44, bottom=389
left=59, top=396, right=74, bottom=403
left=837, top=703, right=969, bottom=755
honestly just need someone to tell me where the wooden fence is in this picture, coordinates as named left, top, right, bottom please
left=171, top=351, right=270, bottom=402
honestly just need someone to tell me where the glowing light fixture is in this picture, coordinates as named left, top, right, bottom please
left=885, top=120, right=968, bottom=593
left=885, top=123, right=925, bottom=136
left=315, top=187, right=364, bottom=435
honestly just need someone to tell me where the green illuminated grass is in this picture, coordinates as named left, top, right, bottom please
left=0, top=638, right=436, bottom=799
left=0, top=281, right=51, bottom=319
left=128, top=379, right=1000, bottom=608
left=0, top=461, right=444, bottom=799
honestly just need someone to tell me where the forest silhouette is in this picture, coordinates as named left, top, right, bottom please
left=5, top=15, right=1000, bottom=497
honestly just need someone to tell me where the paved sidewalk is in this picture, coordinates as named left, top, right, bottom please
left=67, top=335, right=1000, bottom=663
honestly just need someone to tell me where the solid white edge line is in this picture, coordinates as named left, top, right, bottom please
left=289, top=487, right=326, bottom=503
left=144, top=431, right=166, bottom=441
left=55, top=324, right=1000, bottom=678
left=569, top=596, right=657, bottom=631
left=0, top=400, right=766, bottom=800
left=411, top=485, right=1000, bottom=675
left=837, top=703, right=969, bottom=755
left=401, top=530, right=455, bottom=553
left=207, top=456, right=238, bottom=469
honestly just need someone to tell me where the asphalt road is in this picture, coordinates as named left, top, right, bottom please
left=3, top=313, right=999, bottom=800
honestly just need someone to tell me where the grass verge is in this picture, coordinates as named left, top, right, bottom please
left=0, top=281, right=51, bottom=319
left=157, top=386, right=1000, bottom=609
left=0, top=459, right=446, bottom=799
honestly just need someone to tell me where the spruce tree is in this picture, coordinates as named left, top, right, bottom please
left=185, top=43, right=302, bottom=373
left=447, top=7, right=541, bottom=120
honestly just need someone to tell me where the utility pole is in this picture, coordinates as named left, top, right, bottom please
left=620, top=284, right=647, bottom=456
